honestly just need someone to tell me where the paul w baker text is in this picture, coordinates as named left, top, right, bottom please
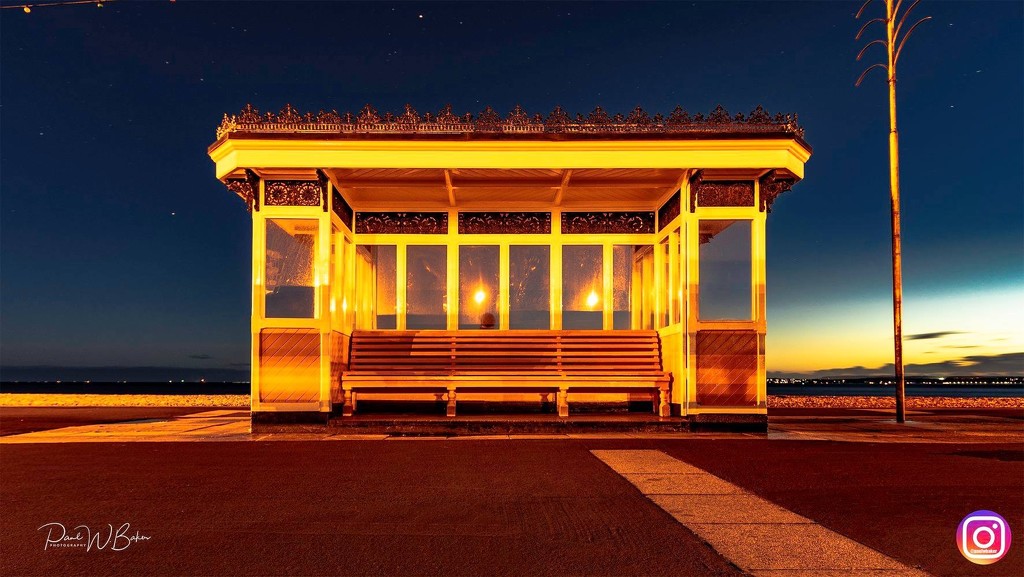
left=38, top=522, right=151, bottom=551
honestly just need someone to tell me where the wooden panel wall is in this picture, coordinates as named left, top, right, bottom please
left=696, top=330, right=757, bottom=407
left=259, top=328, right=320, bottom=403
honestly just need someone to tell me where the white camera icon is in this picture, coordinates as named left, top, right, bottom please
left=961, top=515, right=1007, bottom=559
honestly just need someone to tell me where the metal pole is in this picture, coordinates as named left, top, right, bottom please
left=886, top=0, right=907, bottom=423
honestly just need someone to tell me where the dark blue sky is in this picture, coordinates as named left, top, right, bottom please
left=1, top=1, right=1021, bottom=379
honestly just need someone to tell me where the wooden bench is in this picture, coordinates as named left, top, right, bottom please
left=340, top=330, right=671, bottom=417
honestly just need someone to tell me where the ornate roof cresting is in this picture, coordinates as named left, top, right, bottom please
left=216, top=104, right=804, bottom=140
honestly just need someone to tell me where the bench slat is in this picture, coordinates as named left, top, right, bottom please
left=344, top=330, right=666, bottom=387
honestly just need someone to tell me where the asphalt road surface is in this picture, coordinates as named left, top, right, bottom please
left=3, top=436, right=1022, bottom=576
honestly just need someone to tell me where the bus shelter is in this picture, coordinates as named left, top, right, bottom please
left=209, top=103, right=811, bottom=426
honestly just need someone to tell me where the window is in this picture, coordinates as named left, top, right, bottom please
left=355, top=245, right=397, bottom=329
left=613, top=245, right=638, bottom=329
left=265, top=219, right=317, bottom=318
left=562, top=245, right=603, bottom=329
left=699, top=220, right=752, bottom=320
left=459, top=245, right=499, bottom=329
left=509, top=245, right=550, bottom=329
left=406, top=245, right=447, bottom=329
left=659, top=238, right=670, bottom=327
left=671, top=228, right=682, bottom=325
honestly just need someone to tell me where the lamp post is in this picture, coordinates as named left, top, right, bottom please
left=855, top=0, right=930, bottom=424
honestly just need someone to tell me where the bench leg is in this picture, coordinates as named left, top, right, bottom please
left=446, top=387, right=457, bottom=417
left=557, top=388, right=569, bottom=418
left=658, top=385, right=670, bottom=418
left=342, top=388, right=354, bottom=417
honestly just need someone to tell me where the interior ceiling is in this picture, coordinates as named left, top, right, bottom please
left=326, top=167, right=692, bottom=209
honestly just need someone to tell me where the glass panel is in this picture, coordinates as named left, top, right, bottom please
left=659, top=239, right=670, bottom=327
left=354, top=245, right=396, bottom=329
left=265, top=219, right=317, bottom=318
left=330, top=227, right=341, bottom=327
left=344, top=238, right=356, bottom=330
left=613, top=245, right=634, bottom=330
left=459, top=245, right=499, bottom=330
left=634, top=246, right=654, bottom=329
left=699, top=220, right=752, bottom=320
left=671, top=228, right=682, bottom=325
left=562, top=245, right=603, bottom=330
left=353, top=245, right=374, bottom=329
left=509, top=245, right=550, bottom=329
left=406, top=245, right=447, bottom=329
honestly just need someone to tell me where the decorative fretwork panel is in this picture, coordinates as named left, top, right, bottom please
left=355, top=212, right=448, bottom=234
left=658, top=191, right=681, bottom=231
left=759, top=170, right=796, bottom=213
left=332, top=191, right=354, bottom=230
left=695, top=181, right=755, bottom=208
left=217, top=103, right=804, bottom=140
left=458, top=212, right=551, bottom=234
left=561, top=212, right=655, bottom=234
left=224, top=179, right=254, bottom=212
left=264, top=180, right=323, bottom=207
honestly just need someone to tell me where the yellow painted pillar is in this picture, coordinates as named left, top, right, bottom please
left=248, top=176, right=334, bottom=417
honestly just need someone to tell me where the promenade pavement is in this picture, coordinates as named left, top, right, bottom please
left=1, top=407, right=1021, bottom=576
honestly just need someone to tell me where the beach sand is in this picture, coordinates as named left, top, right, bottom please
left=768, top=395, right=1023, bottom=409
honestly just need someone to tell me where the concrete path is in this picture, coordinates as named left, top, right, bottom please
left=767, top=412, right=1024, bottom=443
left=0, top=410, right=253, bottom=443
left=2, top=408, right=1020, bottom=444
left=593, top=449, right=931, bottom=576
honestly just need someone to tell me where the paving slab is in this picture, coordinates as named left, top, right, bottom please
left=623, top=472, right=748, bottom=495
left=650, top=494, right=813, bottom=524
left=592, top=449, right=706, bottom=474
left=688, top=523, right=913, bottom=571
left=594, top=449, right=929, bottom=576
left=750, top=571, right=930, bottom=577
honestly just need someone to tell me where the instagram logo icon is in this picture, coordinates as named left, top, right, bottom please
left=958, top=510, right=1012, bottom=564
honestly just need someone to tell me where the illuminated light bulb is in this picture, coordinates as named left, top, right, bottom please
left=23, top=6, right=31, bottom=13
left=586, top=290, right=599, bottom=309
left=474, top=289, right=486, bottom=304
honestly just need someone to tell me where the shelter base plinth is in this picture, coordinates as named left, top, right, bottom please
left=687, top=412, right=767, bottom=432
left=251, top=411, right=330, bottom=433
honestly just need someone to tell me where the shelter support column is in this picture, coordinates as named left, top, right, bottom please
left=683, top=174, right=769, bottom=427
left=232, top=173, right=345, bottom=422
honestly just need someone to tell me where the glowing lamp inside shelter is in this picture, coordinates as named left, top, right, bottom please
left=586, top=290, right=600, bottom=309
left=474, top=288, right=486, bottom=304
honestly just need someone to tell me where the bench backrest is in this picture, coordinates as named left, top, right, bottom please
left=348, top=330, right=664, bottom=375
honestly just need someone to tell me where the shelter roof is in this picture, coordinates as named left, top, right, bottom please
left=214, top=103, right=806, bottom=145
